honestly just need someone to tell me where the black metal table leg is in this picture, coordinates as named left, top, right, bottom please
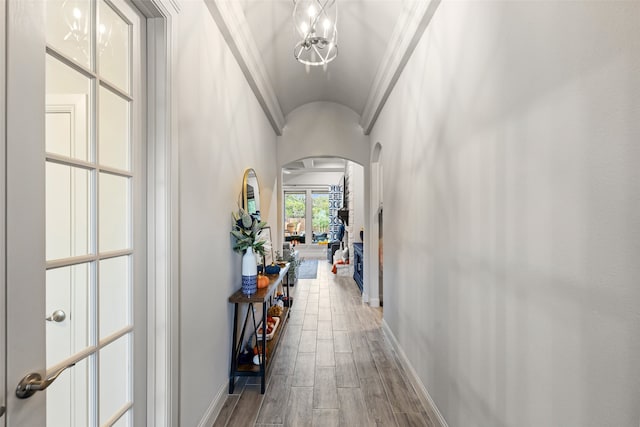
left=285, top=273, right=291, bottom=317
left=229, top=302, right=239, bottom=394
left=261, top=301, right=267, bottom=393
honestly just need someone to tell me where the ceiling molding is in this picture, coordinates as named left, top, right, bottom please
left=359, top=0, right=441, bottom=135
left=284, top=167, right=345, bottom=174
left=205, top=0, right=285, bottom=136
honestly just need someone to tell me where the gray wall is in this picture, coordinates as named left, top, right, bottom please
left=370, top=2, right=640, bottom=426
left=176, top=2, right=278, bottom=425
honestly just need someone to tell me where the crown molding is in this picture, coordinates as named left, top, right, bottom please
left=205, top=0, right=285, bottom=136
left=359, top=0, right=441, bottom=135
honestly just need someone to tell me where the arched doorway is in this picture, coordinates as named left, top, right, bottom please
left=281, top=157, right=365, bottom=288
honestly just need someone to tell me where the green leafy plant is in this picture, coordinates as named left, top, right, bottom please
left=231, top=208, right=268, bottom=255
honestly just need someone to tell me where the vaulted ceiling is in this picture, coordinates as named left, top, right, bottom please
left=238, top=0, right=403, bottom=117
left=207, top=0, right=439, bottom=135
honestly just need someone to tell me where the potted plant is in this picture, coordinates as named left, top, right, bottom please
left=231, top=208, right=268, bottom=295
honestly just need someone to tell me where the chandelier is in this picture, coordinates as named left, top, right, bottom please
left=61, top=1, right=112, bottom=61
left=293, top=0, right=338, bottom=66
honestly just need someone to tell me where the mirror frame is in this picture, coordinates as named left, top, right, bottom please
left=242, top=168, right=260, bottom=219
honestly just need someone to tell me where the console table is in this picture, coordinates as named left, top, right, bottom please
left=228, top=263, right=290, bottom=394
left=353, top=242, right=363, bottom=293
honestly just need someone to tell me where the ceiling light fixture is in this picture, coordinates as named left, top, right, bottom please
left=293, top=0, right=338, bottom=66
left=62, top=1, right=112, bottom=61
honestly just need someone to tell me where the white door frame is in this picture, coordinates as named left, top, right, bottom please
left=132, top=0, right=181, bottom=426
left=0, top=0, right=6, bottom=422
left=5, top=0, right=46, bottom=424
left=2, top=0, right=181, bottom=424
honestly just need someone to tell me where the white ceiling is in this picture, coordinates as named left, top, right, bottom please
left=284, top=157, right=346, bottom=172
left=282, top=157, right=346, bottom=185
left=238, top=0, right=405, bottom=117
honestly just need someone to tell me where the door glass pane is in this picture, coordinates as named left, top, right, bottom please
left=284, top=193, right=305, bottom=246
left=99, top=334, right=131, bottom=425
left=312, top=192, right=329, bottom=244
left=99, top=256, right=131, bottom=339
left=47, top=264, right=91, bottom=366
left=98, top=0, right=130, bottom=92
left=46, top=55, right=91, bottom=161
left=99, top=173, right=130, bottom=252
left=46, top=163, right=91, bottom=260
left=46, top=0, right=92, bottom=69
left=112, top=411, right=132, bottom=427
left=99, top=86, right=130, bottom=171
left=46, top=357, right=90, bottom=427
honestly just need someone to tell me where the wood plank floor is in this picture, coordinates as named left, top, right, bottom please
left=214, top=260, right=435, bottom=427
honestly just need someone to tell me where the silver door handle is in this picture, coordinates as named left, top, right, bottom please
left=46, top=309, right=66, bottom=322
left=16, top=363, right=76, bottom=399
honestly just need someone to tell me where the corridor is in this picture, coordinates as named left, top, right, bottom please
left=214, top=261, right=436, bottom=426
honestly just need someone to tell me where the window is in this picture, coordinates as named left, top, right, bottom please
left=284, top=192, right=306, bottom=245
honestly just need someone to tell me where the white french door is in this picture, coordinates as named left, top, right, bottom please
left=5, top=0, right=146, bottom=425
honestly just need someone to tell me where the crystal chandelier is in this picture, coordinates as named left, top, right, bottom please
left=293, top=0, right=338, bottom=66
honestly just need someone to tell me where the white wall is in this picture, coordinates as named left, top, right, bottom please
left=370, top=2, right=640, bottom=427
left=176, top=2, right=278, bottom=425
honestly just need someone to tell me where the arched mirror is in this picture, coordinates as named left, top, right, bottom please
left=243, top=168, right=261, bottom=219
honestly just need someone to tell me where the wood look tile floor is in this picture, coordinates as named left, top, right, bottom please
left=214, top=260, right=436, bottom=427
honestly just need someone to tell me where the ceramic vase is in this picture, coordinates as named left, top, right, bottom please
left=242, top=246, right=258, bottom=296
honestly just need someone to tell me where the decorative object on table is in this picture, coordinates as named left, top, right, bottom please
left=268, top=304, right=283, bottom=317
left=256, top=316, right=280, bottom=341
left=231, top=207, right=268, bottom=296
left=252, top=343, right=269, bottom=365
left=274, top=250, right=287, bottom=268
left=257, top=274, right=270, bottom=289
left=265, top=264, right=281, bottom=275
left=241, top=247, right=258, bottom=295
left=257, top=226, right=274, bottom=268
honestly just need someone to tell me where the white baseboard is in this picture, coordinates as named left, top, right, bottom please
left=381, top=320, right=449, bottom=427
left=197, top=381, right=228, bottom=427
left=369, top=297, right=380, bottom=308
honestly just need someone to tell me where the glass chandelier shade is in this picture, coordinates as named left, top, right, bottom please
left=293, top=0, right=338, bottom=66
left=50, top=0, right=113, bottom=64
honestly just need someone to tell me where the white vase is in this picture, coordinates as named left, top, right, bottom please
left=242, top=246, right=258, bottom=295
